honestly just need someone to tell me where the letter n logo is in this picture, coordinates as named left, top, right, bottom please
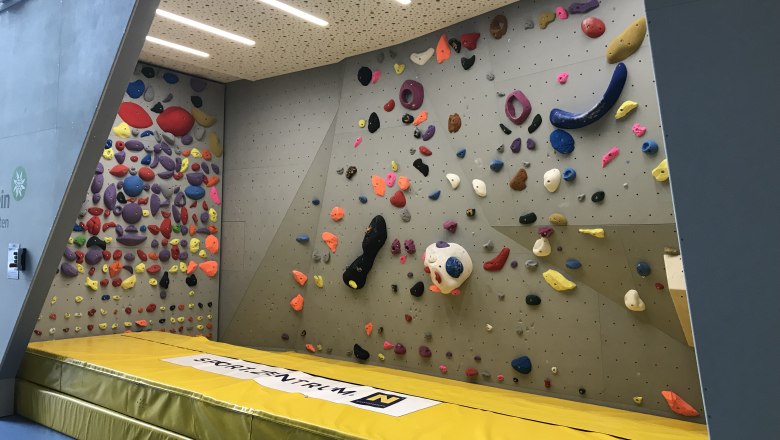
left=352, top=392, right=406, bottom=408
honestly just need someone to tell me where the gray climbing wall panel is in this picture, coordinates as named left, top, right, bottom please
left=36, top=63, right=225, bottom=342
left=220, top=0, right=702, bottom=420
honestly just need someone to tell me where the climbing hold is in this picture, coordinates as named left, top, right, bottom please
left=652, top=158, right=670, bottom=181
left=525, top=260, right=539, bottom=270
left=443, top=220, right=458, bottom=233
left=448, top=113, right=461, bottom=133
left=393, top=63, right=405, bottom=75
left=591, top=191, right=605, bottom=203
left=607, top=17, right=647, bottom=64
left=484, top=247, right=510, bottom=272
left=560, top=168, right=576, bottom=182
left=578, top=228, right=605, bottom=238
left=543, top=269, right=577, bottom=291
left=496, top=144, right=505, bottom=153
left=343, top=215, right=387, bottom=289
left=509, top=138, right=522, bottom=154
left=642, top=140, right=659, bottom=154
left=364, top=322, right=373, bottom=336
left=601, top=147, right=620, bottom=167
left=539, top=11, right=556, bottom=29
left=346, top=166, right=357, bottom=180
left=398, top=176, right=410, bottom=191
left=448, top=37, right=461, bottom=53
left=390, top=190, right=406, bottom=208
left=489, top=15, right=508, bottom=39
left=472, top=179, right=487, bottom=197
left=289, top=294, right=304, bottom=312
left=429, top=190, right=441, bottom=200
left=126, top=80, right=144, bottom=98
left=424, top=242, right=473, bottom=294
left=413, top=111, right=428, bottom=126
left=358, top=195, right=368, bottom=204
left=550, top=129, right=575, bottom=154
left=526, top=294, right=541, bottom=305
left=112, top=122, right=131, bottom=138
left=533, top=237, right=551, bottom=257
left=581, top=16, right=606, bottom=38
left=528, top=114, right=543, bottom=133
left=442, top=173, right=461, bottom=190
left=419, top=146, right=432, bottom=156
left=549, top=213, right=568, bottom=226
left=191, top=107, right=216, bottom=127
left=371, top=175, right=386, bottom=197
left=557, top=72, right=569, bottom=84
left=422, top=125, right=435, bottom=141
left=353, top=137, right=362, bottom=148
left=156, top=107, right=194, bottom=136
left=615, top=100, right=638, bottom=119
left=566, top=258, right=582, bottom=269
left=633, top=396, right=643, bottom=405
left=505, top=90, right=532, bottom=125
left=296, top=234, right=310, bottom=244
left=413, top=158, right=429, bottom=177
left=391, top=160, right=398, bottom=172
left=162, top=72, right=179, bottom=84
left=456, top=148, right=466, bottom=158
left=322, top=232, right=339, bottom=253
left=394, top=343, right=407, bottom=355
left=118, top=102, right=153, bottom=128
left=499, top=123, right=512, bottom=135
left=357, top=66, right=372, bottom=86
left=551, top=64, right=628, bottom=128
left=329, top=206, right=345, bottom=222
left=354, top=344, right=370, bottom=361
left=569, top=0, right=600, bottom=14
left=509, top=169, right=528, bottom=191
left=511, top=356, right=532, bottom=374
left=636, top=261, right=651, bottom=277
left=314, top=275, right=323, bottom=288
left=461, top=55, right=476, bottom=70
left=410, top=281, right=424, bottom=297
left=410, top=48, right=435, bottom=66
left=556, top=6, right=569, bottom=19
left=519, top=212, right=537, bottom=225
left=368, top=112, right=380, bottom=133
left=439, top=365, right=448, bottom=374
left=490, top=160, right=504, bottom=172
left=436, top=34, right=451, bottom=63
left=624, top=289, right=646, bottom=311
left=292, top=270, right=308, bottom=286
left=632, top=123, right=647, bottom=137
left=543, top=169, right=562, bottom=192
left=661, top=391, right=700, bottom=417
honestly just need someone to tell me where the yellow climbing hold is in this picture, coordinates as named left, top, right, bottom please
left=149, top=279, right=158, bottom=286
left=191, top=107, right=217, bottom=127
left=188, top=290, right=195, bottom=297
left=142, top=209, right=150, bottom=217
left=394, top=63, right=405, bottom=75
left=189, top=238, right=201, bottom=253
left=549, top=213, right=568, bottom=226
left=112, top=295, right=120, bottom=301
left=98, top=323, right=107, bottom=330
left=100, top=308, right=107, bottom=316
left=358, top=119, right=366, bottom=128
left=169, top=265, right=179, bottom=273
left=124, top=321, right=132, bottom=328
left=68, top=237, right=74, bottom=244
left=391, top=160, right=398, bottom=172
left=606, top=17, right=647, bottom=64
left=188, top=303, right=195, bottom=309
left=348, top=280, right=358, bottom=289
left=196, top=315, right=203, bottom=321
left=112, top=122, right=131, bottom=138
left=177, top=316, right=185, bottom=323
left=121, top=274, right=136, bottom=290
left=652, top=158, right=669, bottom=181
left=198, top=250, right=207, bottom=258
left=180, top=157, right=189, bottom=173
left=50, top=296, right=57, bottom=305
left=111, top=323, right=119, bottom=329
left=578, top=228, right=605, bottom=238
left=77, top=264, right=85, bottom=273
left=190, top=148, right=202, bottom=158
left=169, top=317, right=177, bottom=324
left=85, top=277, right=98, bottom=291
left=543, top=269, right=577, bottom=291
left=615, top=100, right=638, bottom=119
left=102, top=264, right=109, bottom=273
left=314, top=275, right=324, bottom=288
left=135, top=263, right=146, bottom=273
left=209, top=208, right=218, bottom=222
left=74, top=296, right=84, bottom=303
left=208, top=131, right=223, bottom=157
left=64, top=312, right=71, bottom=319
left=179, top=262, right=187, bottom=272
left=378, top=353, right=386, bottom=361
left=633, top=396, right=644, bottom=405
left=104, top=236, right=113, bottom=244
left=102, top=148, right=114, bottom=160
left=170, top=239, right=181, bottom=246
left=197, top=324, right=204, bottom=331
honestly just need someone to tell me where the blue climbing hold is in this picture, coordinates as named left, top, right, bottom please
left=73, top=224, right=84, bottom=232
left=490, top=160, right=504, bottom=172
left=456, top=148, right=466, bottom=158
left=565, top=258, right=582, bottom=269
left=562, top=168, right=577, bottom=181
left=123, top=175, right=144, bottom=197
left=636, top=261, right=651, bottom=277
left=359, top=195, right=368, bottom=204
left=140, top=130, right=154, bottom=137
left=312, top=198, right=320, bottom=206
left=429, top=190, right=441, bottom=200
left=163, top=72, right=179, bottom=84
left=642, top=140, right=659, bottom=155
left=139, top=225, right=147, bottom=232
left=296, top=234, right=310, bottom=243
left=127, top=80, right=145, bottom=99
left=550, top=129, right=575, bottom=154
left=184, top=185, right=205, bottom=200
left=105, top=139, right=112, bottom=149
left=101, top=295, right=110, bottom=301
left=511, top=356, right=533, bottom=374
left=141, top=154, right=152, bottom=165
left=445, top=256, right=464, bottom=278
left=550, top=63, right=628, bottom=129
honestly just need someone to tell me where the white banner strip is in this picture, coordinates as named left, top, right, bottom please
left=162, top=354, right=440, bottom=417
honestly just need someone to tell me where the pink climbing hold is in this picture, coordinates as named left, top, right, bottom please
left=557, top=72, right=569, bottom=84
left=400, top=255, right=407, bottom=264
left=632, top=123, right=647, bottom=137
left=601, top=147, right=620, bottom=167
left=354, top=137, right=363, bottom=148
left=371, top=69, right=381, bottom=84
left=209, top=187, right=221, bottom=205
left=439, top=365, right=448, bottom=374
left=386, top=172, right=397, bottom=187
left=555, top=6, right=568, bottom=19
left=383, top=341, right=394, bottom=349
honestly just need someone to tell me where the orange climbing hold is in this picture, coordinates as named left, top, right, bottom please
left=413, top=111, right=428, bottom=126
left=330, top=206, right=345, bottom=222
left=661, top=390, right=700, bottom=417
left=398, top=176, right=410, bottom=191
left=290, top=294, right=304, bottom=312
left=292, top=270, right=308, bottom=286
left=371, top=175, right=386, bottom=196
left=109, top=261, right=122, bottom=278
left=199, top=261, right=218, bottom=277
left=205, top=235, right=220, bottom=254
left=187, top=260, right=198, bottom=274
left=202, top=149, right=213, bottom=161
left=436, top=34, right=451, bottom=63
left=322, top=232, right=339, bottom=253
left=305, top=343, right=316, bottom=353
left=365, top=322, right=373, bottom=336
left=135, top=320, right=148, bottom=327
left=206, top=176, right=220, bottom=187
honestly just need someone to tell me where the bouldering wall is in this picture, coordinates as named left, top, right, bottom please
left=220, top=0, right=702, bottom=420
left=35, top=63, right=225, bottom=341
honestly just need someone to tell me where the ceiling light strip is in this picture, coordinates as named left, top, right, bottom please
left=156, top=9, right=255, bottom=46
left=145, top=36, right=209, bottom=58
left=395, top=0, right=412, bottom=5
left=257, top=0, right=329, bottom=27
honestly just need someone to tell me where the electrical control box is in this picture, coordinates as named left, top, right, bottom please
left=7, top=243, right=25, bottom=280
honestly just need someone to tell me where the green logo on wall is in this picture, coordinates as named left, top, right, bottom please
left=12, top=166, right=26, bottom=201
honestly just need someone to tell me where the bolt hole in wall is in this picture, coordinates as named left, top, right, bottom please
left=216, top=0, right=701, bottom=422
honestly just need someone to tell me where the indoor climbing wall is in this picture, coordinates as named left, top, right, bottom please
left=35, top=63, right=224, bottom=341
left=220, top=0, right=702, bottom=420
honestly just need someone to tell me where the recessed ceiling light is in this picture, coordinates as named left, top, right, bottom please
left=257, top=0, right=329, bottom=27
left=156, top=9, right=256, bottom=46
left=395, top=0, right=412, bottom=5
left=145, top=36, right=209, bottom=58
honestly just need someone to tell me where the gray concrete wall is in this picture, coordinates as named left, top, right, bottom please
left=645, top=0, right=780, bottom=437
left=220, top=0, right=703, bottom=420
left=0, top=0, right=158, bottom=416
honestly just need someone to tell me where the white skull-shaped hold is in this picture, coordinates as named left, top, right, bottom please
left=423, top=241, right=473, bottom=294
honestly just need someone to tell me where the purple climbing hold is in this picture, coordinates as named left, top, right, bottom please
left=162, top=93, right=174, bottom=103
left=399, top=80, right=425, bottom=110
left=122, top=203, right=142, bottom=224
left=159, top=155, right=175, bottom=171
left=158, top=170, right=174, bottom=180
left=123, top=252, right=136, bottom=262
left=567, top=0, right=600, bottom=14
left=436, top=241, right=450, bottom=248
left=181, top=134, right=193, bottom=145
left=527, top=138, right=536, bottom=150
left=115, top=150, right=126, bottom=164
left=91, top=174, right=104, bottom=194
left=212, top=164, right=220, bottom=175
left=391, top=239, right=401, bottom=255
left=422, top=125, right=435, bottom=141
left=150, top=194, right=161, bottom=216
left=174, top=192, right=186, bottom=207
left=116, top=234, right=147, bottom=246
left=60, top=263, right=79, bottom=277
left=200, top=212, right=209, bottom=223
left=404, top=239, right=416, bottom=254
left=201, top=161, right=210, bottom=174
left=125, top=140, right=144, bottom=152
left=443, top=220, right=458, bottom=233
left=160, top=142, right=172, bottom=155
left=172, top=206, right=181, bottom=223
left=186, top=172, right=205, bottom=186
left=64, top=247, right=77, bottom=262
left=394, top=343, right=407, bottom=355
left=419, top=345, right=432, bottom=358
left=190, top=77, right=207, bottom=92
left=95, top=163, right=104, bottom=174
left=159, top=248, right=171, bottom=262
left=85, top=248, right=102, bottom=266
left=510, top=138, right=522, bottom=153
left=151, top=239, right=159, bottom=248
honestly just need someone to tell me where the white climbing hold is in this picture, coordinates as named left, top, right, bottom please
left=533, top=237, right=551, bottom=257
left=486, top=324, right=494, bottom=332
left=543, top=168, right=561, bottom=192
left=446, top=173, right=461, bottom=189
left=410, top=48, right=435, bottom=65
left=624, top=289, right=646, bottom=311
left=551, top=366, right=558, bottom=374
left=472, top=179, right=487, bottom=197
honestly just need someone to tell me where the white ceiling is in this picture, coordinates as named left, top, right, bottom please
left=140, top=0, right=518, bottom=83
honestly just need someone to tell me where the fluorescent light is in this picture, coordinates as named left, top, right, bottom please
left=257, top=0, right=328, bottom=27
left=156, top=9, right=256, bottom=46
left=145, top=36, right=209, bottom=58
left=395, top=0, right=412, bottom=4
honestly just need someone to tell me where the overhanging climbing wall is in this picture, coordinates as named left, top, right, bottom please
left=36, top=63, right=224, bottom=341
left=220, top=0, right=703, bottom=420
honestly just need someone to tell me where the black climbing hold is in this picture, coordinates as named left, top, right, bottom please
left=198, top=302, right=204, bottom=309
left=185, top=274, right=197, bottom=287
left=191, top=96, right=203, bottom=108
left=207, top=301, right=213, bottom=307
left=159, top=290, right=167, bottom=299
left=346, top=166, right=357, bottom=180
left=449, top=38, right=462, bottom=53
left=87, top=236, right=107, bottom=250
left=401, top=114, right=414, bottom=124
left=413, top=158, right=429, bottom=177
left=446, top=351, right=453, bottom=358
left=461, top=55, right=476, bottom=70
left=513, top=377, right=519, bottom=383
left=151, top=102, right=164, bottom=113
left=525, top=294, right=541, bottom=305
left=591, top=191, right=605, bottom=203
left=342, top=215, right=388, bottom=289
left=466, top=208, right=476, bottom=217
left=158, top=318, right=166, bottom=324
left=336, top=168, right=344, bottom=175
left=519, top=212, right=537, bottom=224
left=391, top=284, right=398, bottom=293
left=368, top=112, right=380, bottom=133
left=499, top=123, right=512, bottom=135
left=301, top=330, right=307, bottom=336
left=357, top=66, right=372, bottom=86
left=579, top=388, right=587, bottom=395
left=354, top=343, right=370, bottom=360
left=281, top=333, right=289, bottom=340
left=528, top=114, right=542, bottom=133
left=141, top=66, right=155, bottom=78
left=413, top=127, right=422, bottom=139
left=116, top=192, right=127, bottom=204
left=378, top=326, right=384, bottom=334
left=160, top=272, right=169, bottom=289
left=410, top=281, right=424, bottom=297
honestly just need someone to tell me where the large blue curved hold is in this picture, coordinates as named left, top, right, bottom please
left=550, top=62, right=628, bottom=129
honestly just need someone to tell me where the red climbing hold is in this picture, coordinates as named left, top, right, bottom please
left=465, top=367, right=478, bottom=377
left=137, top=250, right=147, bottom=261
left=384, top=99, right=395, bottom=112
left=484, top=247, right=510, bottom=271
left=390, top=190, right=407, bottom=208
left=118, top=102, right=153, bottom=128
left=109, top=164, right=129, bottom=177
left=156, top=106, right=195, bottom=136
left=88, top=207, right=104, bottom=216
left=160, top=218, right=172, bottom=239
left=86, top=216, right=101, bottom=235
left=461, top=32, right=480, bottom=50
left=138, top=167, right=155, bottom=181
left=419, top=146, right=432, bottom=156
